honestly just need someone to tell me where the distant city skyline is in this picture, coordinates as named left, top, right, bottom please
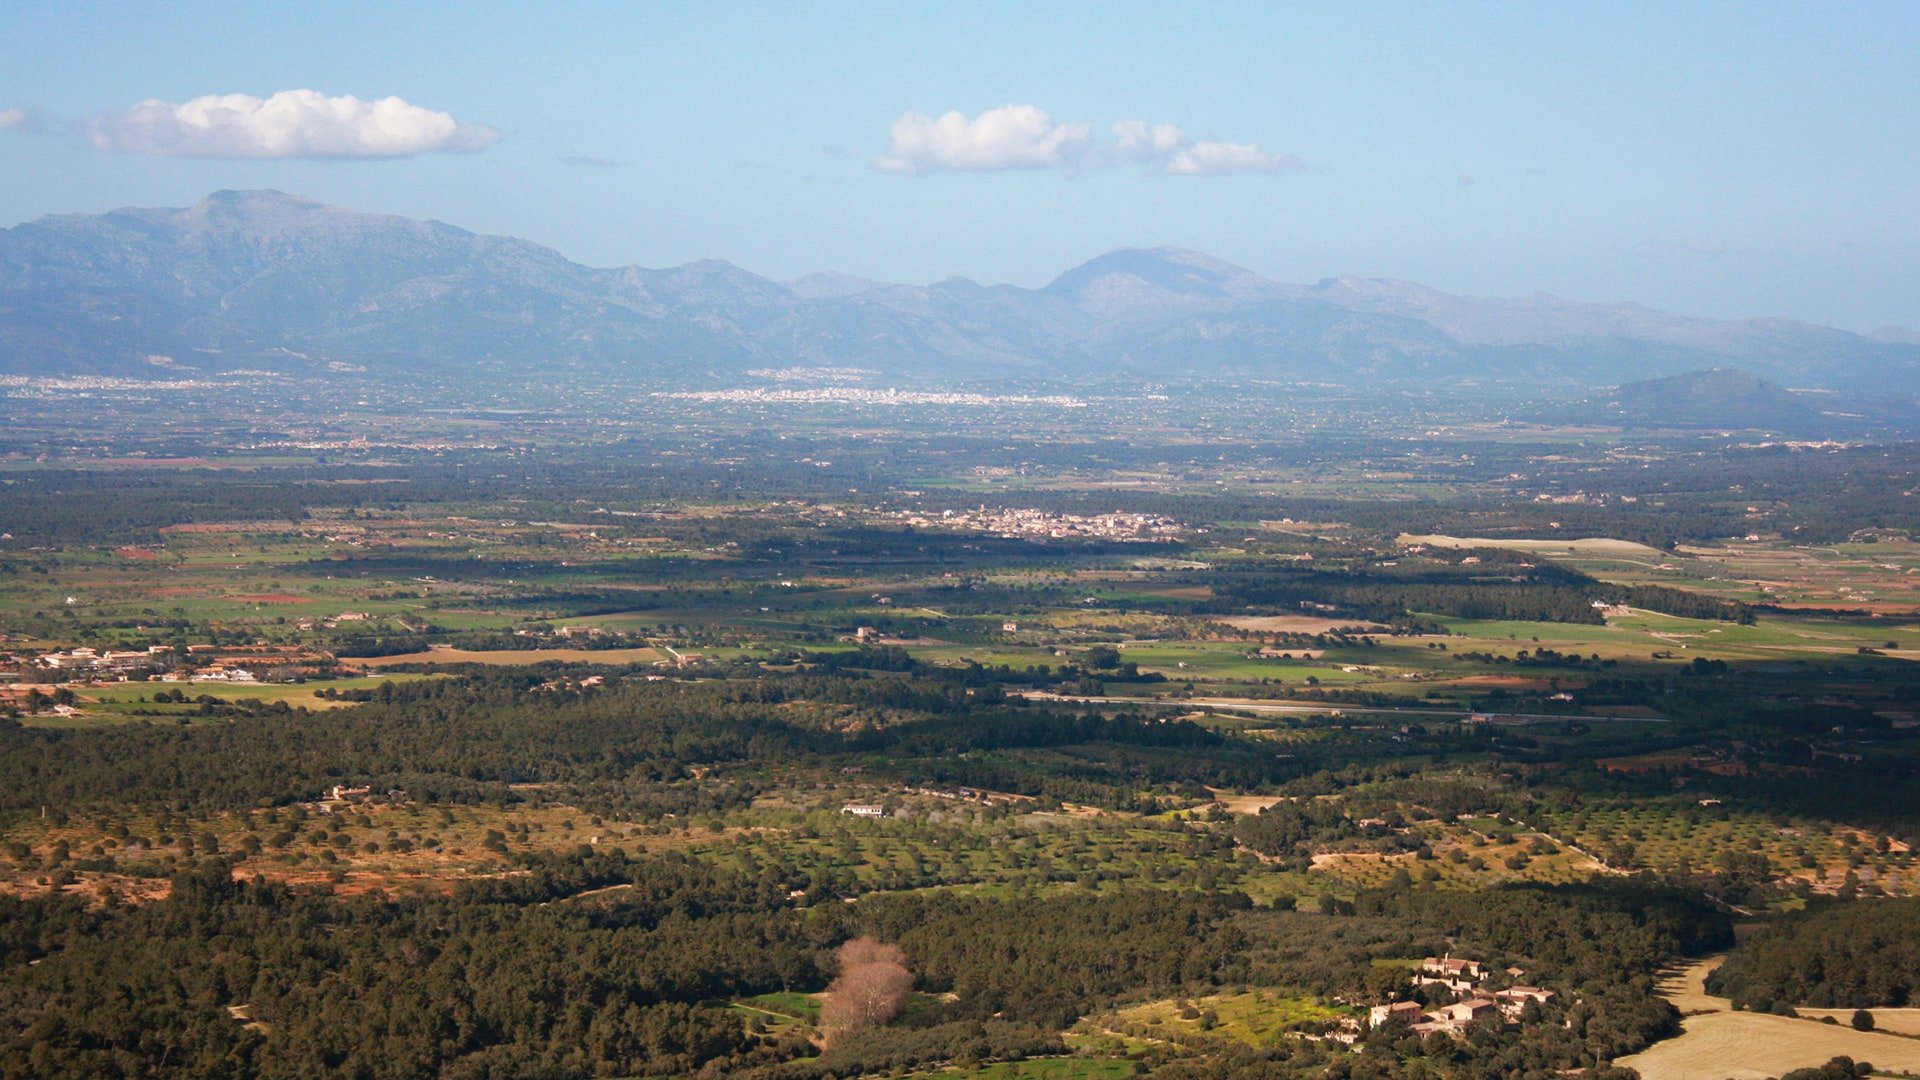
left=1, top=2, right=1915, bottom=333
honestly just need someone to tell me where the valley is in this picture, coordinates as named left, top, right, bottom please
left=3, top=390, right=1919, bottom=1077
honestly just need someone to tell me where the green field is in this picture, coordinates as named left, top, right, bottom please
left=914, top=1059, right=1140, bottom=1079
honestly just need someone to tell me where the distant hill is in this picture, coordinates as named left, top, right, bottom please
left=2, top=190, right=1916, bottom=395
left=1608, top=369, right=1826, bottom=429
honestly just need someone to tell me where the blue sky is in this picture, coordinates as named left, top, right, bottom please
left=1, top=1, right=1915, bottom=332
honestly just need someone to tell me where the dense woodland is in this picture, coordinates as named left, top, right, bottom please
left=0, top=672, right=1280, bottom=818
left=0, top=842, right=1728, bottom=1079
left=1707, top=899, right=1920, bottom=1010
left=0, top=661, right=1785, bottom=1079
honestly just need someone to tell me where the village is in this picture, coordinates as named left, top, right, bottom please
left=1365, top=955, right=1557, bottom=1039
left=881, top=505, right=1191, bottom=543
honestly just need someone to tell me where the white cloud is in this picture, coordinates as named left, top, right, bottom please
left=0, top=107, right=33, bottom=132
left=873, top=107, right=1300, bottom=177
left=873, top=105, right=1094, bottom=174
left=1111, top=120, right=1188, bottom=159
left=86, top=90, right=499, bottom=159
left=1113, top=119, right=1301, bottom=176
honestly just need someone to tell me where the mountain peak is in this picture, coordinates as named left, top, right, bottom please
left=197, top=189, right=317, bottom=209
left=178, top=189, right=326, bottom=224
left=784, top=270, right=892, bottom=300
left=1043, top=247, right=1265, bottom=300
left=1307, top=275, right=1447, bottom=303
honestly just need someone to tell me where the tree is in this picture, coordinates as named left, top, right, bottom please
left=1852, top=1009, right=1875, bottom=1032
left=820, top=936, right=913, bottom=1043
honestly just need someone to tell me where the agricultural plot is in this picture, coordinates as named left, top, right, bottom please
left=0, top=799, right=706, bottom=902
left=54, top=674, right=441, bottom=724
left=729, top=990, right=822, bottom=1040
left=1675, top=539, right=1920, bottom=612
left=1619, top=956, right=1920, bottom=1079
left=1454, top=532, right=1920, bottom=616
left=1530, top=802, right=1920, bottom=896
left=356, top=646, right=666, bottom=667
left=1400, top=534, right=1669, bottom=558
left=1390, top=610, right=1920, bottom=676
left=686, top=804, right=1274, bottom=899
left=1617, top=1011, right=1920, bottom=1079
left=0, top=774, right=1325, bottom=908
left=1107, top=642, right=1372, bottom=683
left=1794, top=1007, right=1920, bottom=1036
left=913, top=1059, right=1139, bottom=1080
left=1099, top=989, right=1347, bottom=1046
left=1306, top=825, right=1604, bottom=892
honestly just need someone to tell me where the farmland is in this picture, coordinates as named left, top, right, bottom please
left=3, top=393, right=1920, bottom=1077
left=1618, top=1010, right=1920, bottom=1080
left=1617, top=957, right=1920, bottom=1080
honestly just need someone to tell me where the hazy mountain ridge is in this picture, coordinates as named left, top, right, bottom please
left=1, top=190, right=1914, bottom=393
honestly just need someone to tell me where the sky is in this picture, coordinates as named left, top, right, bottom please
left=1, top=1, right=1916, bottom=333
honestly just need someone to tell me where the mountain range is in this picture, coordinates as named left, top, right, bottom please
left=1, top=189, right=1914, bottom=396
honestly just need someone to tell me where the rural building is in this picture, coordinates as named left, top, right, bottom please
left=1417, top=955, right=1485, bottom=988
left=1368, top=1000, right=1426, bottom=1028
left=1436, top=997, right=1499, bottom=1025
left=1494, top=987, right=1555, bottom=1017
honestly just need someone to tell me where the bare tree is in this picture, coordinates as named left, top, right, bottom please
left=820, top=936, right=913, bottom=1043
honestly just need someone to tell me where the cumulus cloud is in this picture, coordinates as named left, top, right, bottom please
left=872, top=105, right=1094, bottom=174
left=0, top=106, right=37, bottom=132
left=86, top=90, right=499, bottom=159
left=1110, top=120, right=1188, bottom=161
left=1113, top=119, right=1301, bottom=176
left=873, top=107, right=1298, bottom=177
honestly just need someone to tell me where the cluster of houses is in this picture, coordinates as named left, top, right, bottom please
left=879, top=505, right=1191, bottom=543
left=1366, top=956, right=1556, bottom=1037
left=313, top=784, right=408, bottom=812
left=3, top=643, right=339, bottom=686
left=289, top=612, right=374, bottom=631
left=840, top=784, right=1030, bottom=820
left=13, top=645, right=174, bottom=678
left=162, top=645, right=339, bottom=683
